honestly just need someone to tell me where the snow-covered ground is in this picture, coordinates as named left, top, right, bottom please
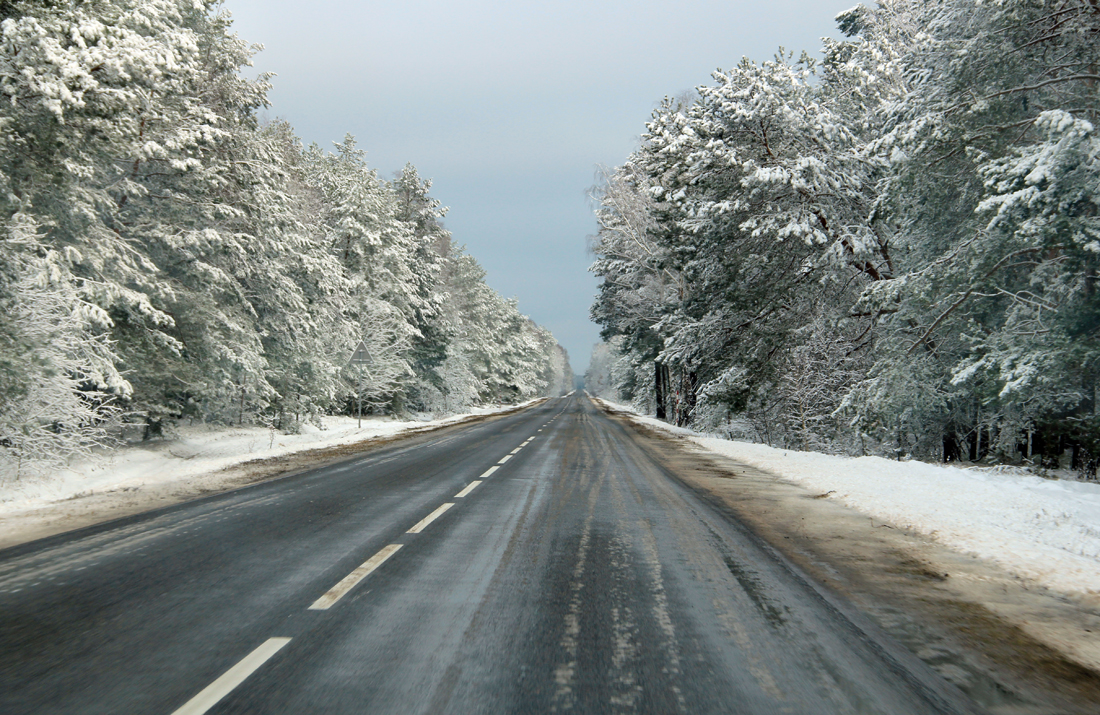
left=0, top=401, right=538, bottom=518
left=597, top=399, right=1100, bottom=597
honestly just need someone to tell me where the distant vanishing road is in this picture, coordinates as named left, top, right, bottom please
left=0, top=394, right=980, bottom=714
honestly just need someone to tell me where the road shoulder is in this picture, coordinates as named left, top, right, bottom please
left=602, top=404, right=1100, bottom=715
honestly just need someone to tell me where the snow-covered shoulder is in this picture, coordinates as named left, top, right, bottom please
left=595, top=398, right=1100, bottom=597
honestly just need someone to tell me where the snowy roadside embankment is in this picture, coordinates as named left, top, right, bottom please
left=0, top=401, right=538, bottom=519
left=597, top=399, right=1100, bottom=597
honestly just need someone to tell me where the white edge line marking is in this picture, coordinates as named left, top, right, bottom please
left=479, top=465, right=499, bottom=479
left=170, top=637, right=291, bottom=715
left=309, top=544, right=402, bottom=610
left=455, top=480, right=482, bottom=498
left=497, top=454, right=512, bottom=464
left=510, top=447, right=522, bottom=455
left=407, top=502, right=454, bottom=534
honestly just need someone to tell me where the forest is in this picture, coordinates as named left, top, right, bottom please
left=586, top=0, right=1100, bottom=476
left=0, top=0, right=572, bottom=478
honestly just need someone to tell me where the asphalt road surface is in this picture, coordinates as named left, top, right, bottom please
left=0, top=394, right=981, bottom=714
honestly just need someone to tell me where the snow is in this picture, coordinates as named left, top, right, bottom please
left=598, top=399, right=1100, bottom=597
left=0, top=402, right=538, bottom=519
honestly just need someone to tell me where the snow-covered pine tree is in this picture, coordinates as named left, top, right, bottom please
left=390, top=163, right=450, bottom=411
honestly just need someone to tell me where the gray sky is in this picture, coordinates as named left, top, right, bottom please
left=226, top=0, right=856, bottom=372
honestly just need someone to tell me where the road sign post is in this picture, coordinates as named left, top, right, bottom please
left=348, top=341, right=373, bottom=428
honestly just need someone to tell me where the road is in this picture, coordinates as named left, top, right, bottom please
left=0, top=394, right=980, bottom=714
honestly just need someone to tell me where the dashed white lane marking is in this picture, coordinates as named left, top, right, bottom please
left=170, top=637, right=291, bottom=715
left=407, top=503, right=454, bottom=534
left=479, top=466, right=500, bottom=479
left=509, top=447, right=522, bottom=455
left=497, top=455, right=513, bottom=464
left=455, top=481, right=482, bottom=498
left=309, top=545, right=402, bottom=610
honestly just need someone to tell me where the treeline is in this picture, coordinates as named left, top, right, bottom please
left=0, top=0, right=571, bottom=476
left=587, top=0, right=1099, bottom=475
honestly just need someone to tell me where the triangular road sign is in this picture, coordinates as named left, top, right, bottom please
left=349, top=341, right=372, bottom=365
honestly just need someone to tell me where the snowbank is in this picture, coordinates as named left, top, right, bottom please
left=600, top=399, right=1100, bottom=596
left=0, top=401, right=538, bottom=518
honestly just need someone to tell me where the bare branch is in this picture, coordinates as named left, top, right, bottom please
left=906, top=248, right=1044, bottom=356
left=983, top=74, right=1100, bottom=100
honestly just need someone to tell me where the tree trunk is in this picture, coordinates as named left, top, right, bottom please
left=943, top=430, right=961, bottom=463
left=654, top=361, right=666, bottom=421
left=681, top=370, right=698, bottom=427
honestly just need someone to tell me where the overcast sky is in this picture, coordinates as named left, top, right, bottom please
left=226, top=0, right=856, bottom=373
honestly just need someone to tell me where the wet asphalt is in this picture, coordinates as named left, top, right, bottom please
left=0, top=394, right=980, bottom=714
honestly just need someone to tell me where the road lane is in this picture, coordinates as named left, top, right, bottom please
left=0, top=394, right=979, bottom=714
left=0, top=400, right=562, bottom=714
